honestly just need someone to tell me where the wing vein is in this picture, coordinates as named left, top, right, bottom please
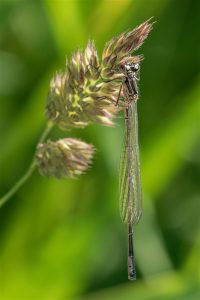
left=119, top=101, right=142, bottom=224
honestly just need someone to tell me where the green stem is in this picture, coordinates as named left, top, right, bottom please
left=0, top=122, right=53, bottom=208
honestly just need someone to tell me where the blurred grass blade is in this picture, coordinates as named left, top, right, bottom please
left=142, top=77, right=200, bottom=198
left=44, top=0, right=87, bottom=54
left=0, top=69, right=54, bottom=183
left=89, top=0, right=132, bottom=37
left=136, top=198, right=173, bottom=277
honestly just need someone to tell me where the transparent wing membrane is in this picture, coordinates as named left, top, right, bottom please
left=119, top=101, right=142, bottom=224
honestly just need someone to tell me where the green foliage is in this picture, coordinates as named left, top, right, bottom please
left=0, top=0, right=200, bottom=299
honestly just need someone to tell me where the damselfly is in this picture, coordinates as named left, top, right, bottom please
left=117, top=56, right=142, bottom=280
left=87, top=55, right=143, bottom=280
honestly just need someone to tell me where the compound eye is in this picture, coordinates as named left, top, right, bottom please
left=130, top=63, right=139, bottom=72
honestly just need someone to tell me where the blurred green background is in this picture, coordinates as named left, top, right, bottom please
left=0, top=0, right=200, bottom=299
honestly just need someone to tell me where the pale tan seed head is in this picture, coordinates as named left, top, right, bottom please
left=46, top=41, right=119, bottom=129
left=35, top=138, right=94, bottom=178
left=45, top=19, right=154, bottom=129
left=101, top=18, right=154, bottom=78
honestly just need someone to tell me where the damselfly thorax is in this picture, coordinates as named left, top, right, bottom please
left=117, top=61, right=140, bottom=125
left=120, top=62, right=140, bottom=105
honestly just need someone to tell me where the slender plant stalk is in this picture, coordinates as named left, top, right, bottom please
left=0, top=122, right=53, bottom=208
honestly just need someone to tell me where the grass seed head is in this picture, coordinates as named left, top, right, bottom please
left=35, top=138, right=94, bottom=178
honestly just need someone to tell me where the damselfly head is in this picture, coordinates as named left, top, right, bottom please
left=118, top=55, right=142, bottom=75
left=118, top=61, right=140, bottom=76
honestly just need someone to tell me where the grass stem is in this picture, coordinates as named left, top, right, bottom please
left=0, top=123, right=53, bottom=208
